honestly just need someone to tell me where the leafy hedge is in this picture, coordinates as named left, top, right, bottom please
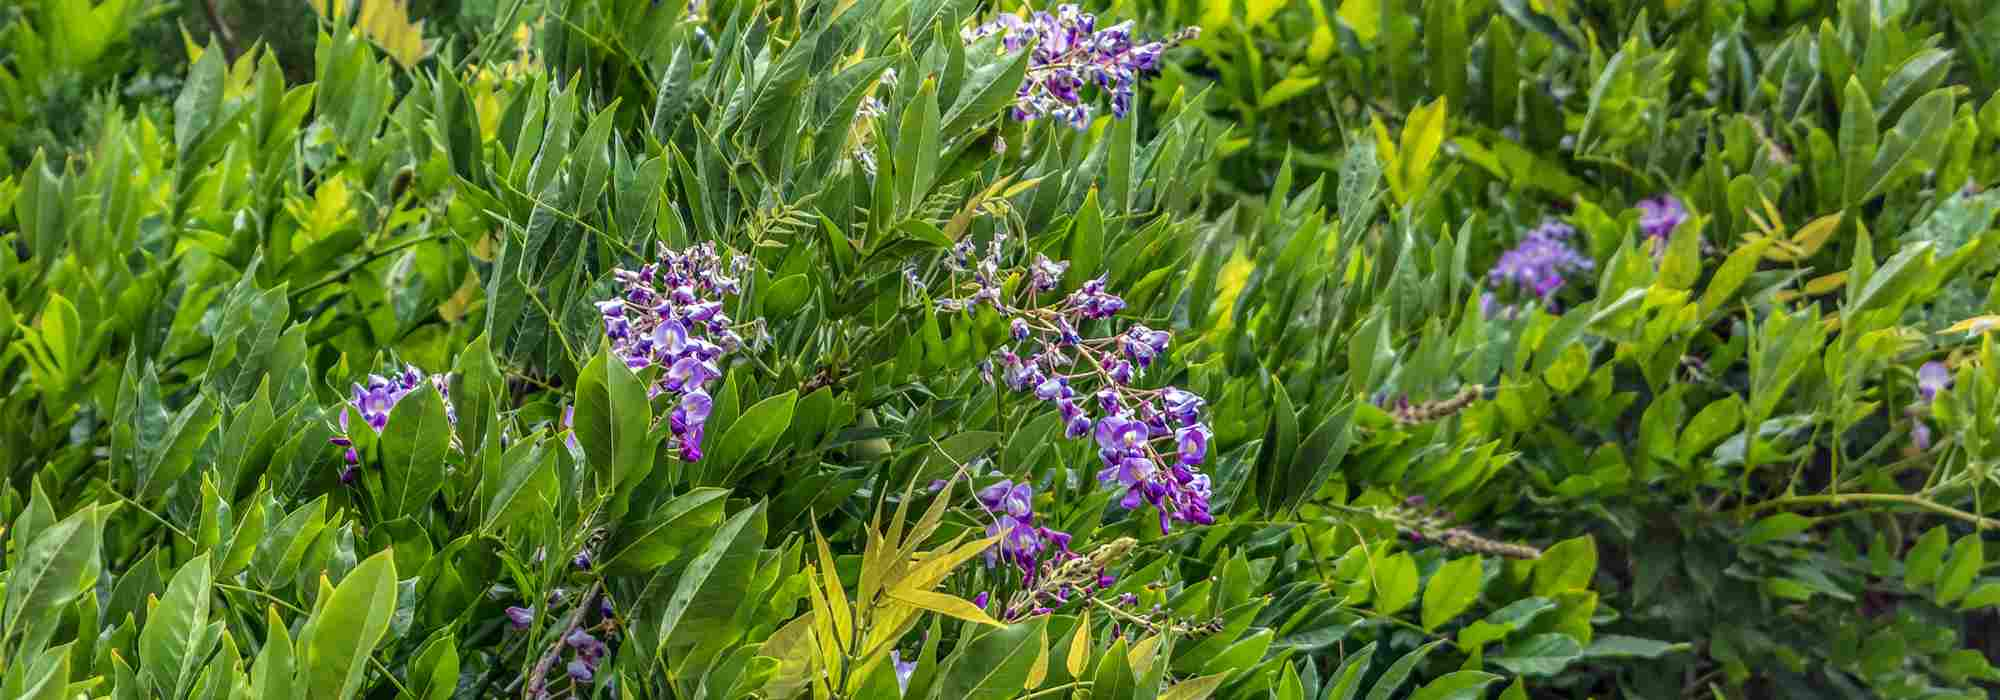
left=2, top=0, right=1998, bottom=699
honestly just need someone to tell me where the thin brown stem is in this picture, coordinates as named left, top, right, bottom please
left=1737, top=493, right=2000, bottom=530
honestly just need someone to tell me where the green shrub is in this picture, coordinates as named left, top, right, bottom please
left=5, top=0, right=2000, bottom=698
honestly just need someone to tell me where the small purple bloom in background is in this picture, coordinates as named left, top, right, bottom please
left=1637, top=194, right=1688, bottom=243
left=892, top=651, right=918, bottom=695
left=973, top=591, right=990, bottom=608
left=1486, top=218, right=1594, bottom=312
left=572, top=550, right=593, bottom=570
left=566, top=658, right=594, bottom=683
left=1911, top=361, right=1952, bottom=451
left=1918, top=361, right=1951, bottom=403
left=505, top=606, right=534, bottom=630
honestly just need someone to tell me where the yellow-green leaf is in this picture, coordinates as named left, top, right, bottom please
left=886, top=588, right=1003, bottom=627
left=1160, top=672, right=1231, bottom=700
left=1066, top=611, right=1092, bottom=678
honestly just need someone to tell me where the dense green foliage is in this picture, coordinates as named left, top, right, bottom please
left=2, top=0, right=1999, bottom=699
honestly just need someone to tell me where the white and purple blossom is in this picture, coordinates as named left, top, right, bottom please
left=594, top=242, right=757, bottom=463
left=329, top=364, right=456, bottom=483
left=963, top=5, right=1197, bottom=128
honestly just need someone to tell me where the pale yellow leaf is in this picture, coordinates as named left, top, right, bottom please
left=812, top=525, right=854, bottom=650
left=758, top=613, right=821, bottom=700
left=899, top=535, right=997, bottom=591
left=1128, top=633, right=1163, bottom=678
left=1940, top=315, right=2000, bottom=336
left=885, top=588, right=1004, bottom=627
left=1066, top=611, right=1092, bottom=678
left=1399, top=97, right=1449, bottom=203
left=1160, top=672, right=1231, bottom=700
left=1784, top=212, right=1840, bottom=262
left=1025, top=621, right=1051, bottom=688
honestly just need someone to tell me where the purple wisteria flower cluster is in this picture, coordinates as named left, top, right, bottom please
left=593, top=242, right=753, bottom=463
left=328, top=365, right=456, bottom=483
left=1481, top=218, right=1595, bottom=318
left=976, top=479, right=1072, bottom=576
left=962, top=5, right=1197, bottom=128
left=935, top=239, right=1216, bottom=539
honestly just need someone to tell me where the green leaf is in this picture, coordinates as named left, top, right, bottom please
left=1409, top=670, right=1501, bottom=700
left=1581, top=634, right=1689, bottom=660
left=174, top=44, right=226, bottom=158
left=1458, top=597, right=1556, bottom=650
left=1937, top=535, right=1983, bottom=604
left=1678, top=396, right=1744, bottom=465
left=379, top=384, right=450, bottom=521
left=895, top=78, right=942, bottom=209
left=249, top=606, right=296, bottom=700
left=140, top=553, right=214, bottom=698
left=1284, top=402, right=1357, bottom=514
left=943, top=618, right=1048, bottom=700
left=3, top=505, right=102, bottom=656
left=602, top=488, right=729, bottom=573
left=1838, top=77, right=1878, bottom=206
left=1326, top=642, right=1376, bottom=700
left=1741, top=513, right=1815, bottom=547
left=1374, top=553, right=1420, bottom=616
left=1905, top=525, right=1950, bottom=588
left=405, top=628, right=459, bottom=700
left=305, top=549, right=399, bottom=700
left=656, top=503, right=767, bottom=657
left=1531, top=536, right=1596, bottom=596
left=943, top=44, right=1030, bottom=135
left=1959, top=582, right=2000, bottom=610
left=1422, top=556, right=1486, bottom=631
left=451, top=333, right=505, bottom=454
left=480, top=432, right=556, bottom=532
left=1490, top=633, right=1583, bottom=677
left=1364, top=640, right=1444, bottom=700
left=573, top=349, right=657, bottom=507
left=705, top=390, right=798, bottom=482
left=1090, top=636, right=1137, bottom=700
left=1251, top=378, right=1301, bottom=513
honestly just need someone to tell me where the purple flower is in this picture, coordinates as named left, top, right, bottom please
left=1161, top=388, right=1203, bottom=427
left=1918, top=361, right=1951, bottom=403
left=1488, top=219, right=1594, bottom=303
left=566, top=658, right=595, bottom=683
left=1913, top=421, right=1934, bottom=451
left=565, top=629, right=608, bottom=661
left=892, top=651, right=918, bottom=694
left=1637, top=195, right=1687, bottom=242
left=670, top=390, right=714, bottom=462
left=1175, top=425, right=1209, bottom=466
left=563, top=404, right=579, bottom=451
left=505, top=606, right=534, bottom=630
left=1030, top=255, right=1069, bottom=291
left=572, top=550, right=593, bottom=570
left=967, top=6, right=1194, bottom=128
left=973, top=591, right=990, bottom=608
